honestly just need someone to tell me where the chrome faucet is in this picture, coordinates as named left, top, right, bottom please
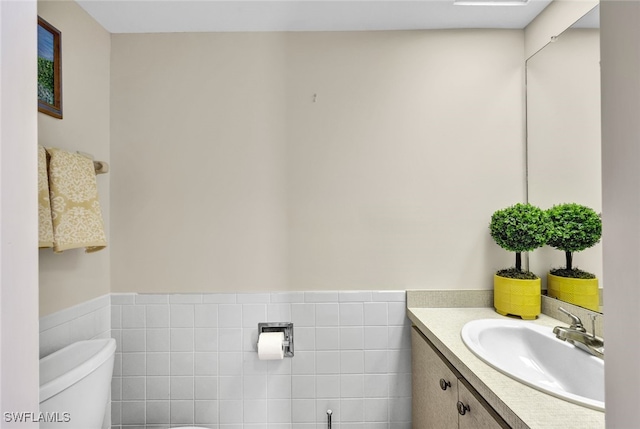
left=553, top=307, right=604, bottom=359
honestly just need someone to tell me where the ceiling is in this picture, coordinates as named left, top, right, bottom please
left=75, top=0, right=553, bottom=33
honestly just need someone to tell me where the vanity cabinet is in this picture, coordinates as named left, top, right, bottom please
left=412, top=327, right=510, bottom=429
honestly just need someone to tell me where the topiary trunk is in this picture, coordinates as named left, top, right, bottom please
left=566, top=251, right=573, bottom=270
left=515, top=252, right=522, bottom=272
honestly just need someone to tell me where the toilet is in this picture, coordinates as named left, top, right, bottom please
left=39, top=338, right=212, bottom=429
left=39, top=338, right=116, bottom=429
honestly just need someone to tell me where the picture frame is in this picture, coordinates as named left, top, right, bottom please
left=38, top=16, right=62, bottom=119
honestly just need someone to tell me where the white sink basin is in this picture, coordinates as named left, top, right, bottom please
left=461, top=319, right=604, bottom=411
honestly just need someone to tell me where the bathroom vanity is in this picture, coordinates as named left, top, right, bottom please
left=412, top=326, right=509, bottom=428
left=408, top=306, right=605, bottom=429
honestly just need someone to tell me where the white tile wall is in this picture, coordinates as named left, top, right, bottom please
left=111, top=291, right=412, bottom=429
left=39, top=293, right=111, bottom=358
left=41, top=291, right=411, bottom=429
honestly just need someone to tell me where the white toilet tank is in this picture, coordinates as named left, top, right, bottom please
left=39, top=338, right=116, bottom=429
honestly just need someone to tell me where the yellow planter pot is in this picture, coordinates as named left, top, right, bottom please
left=494, top=274, right=541, bottom=320
left=547, top=273, right=599, bottom=312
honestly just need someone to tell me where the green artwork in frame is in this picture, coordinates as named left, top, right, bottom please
left=38, top=16, right=62, bottom=119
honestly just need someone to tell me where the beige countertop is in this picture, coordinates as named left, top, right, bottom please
left=408, top=307, right=605, bottom=429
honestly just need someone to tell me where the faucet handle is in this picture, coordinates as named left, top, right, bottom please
left=588, top=313, right=599, bottom=338
left=558, top=307, right=586, bottom=332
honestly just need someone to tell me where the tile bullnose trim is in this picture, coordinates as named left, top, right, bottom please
left=40, top=293, right=111, bottom=332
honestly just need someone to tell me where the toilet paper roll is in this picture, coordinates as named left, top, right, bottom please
left=258, top=331, right=285, bottom=360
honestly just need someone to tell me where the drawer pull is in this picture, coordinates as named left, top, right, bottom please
left=457, top=401, right=471, bottom=416
left=439, top=379, right=451, bottom=391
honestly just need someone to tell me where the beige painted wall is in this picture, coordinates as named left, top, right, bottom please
left=601, top=1, right=640, bottom=426
left=38, top=0, right=111, bottom=316
left=527, top=28, right=602, bottom=285
left=111, top=30, right=525, bottom=294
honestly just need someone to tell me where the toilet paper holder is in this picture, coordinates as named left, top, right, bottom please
left=257, top=322, right=294, bottom=357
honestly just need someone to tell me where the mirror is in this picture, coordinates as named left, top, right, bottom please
left=526, top=5, right=602, bottom=312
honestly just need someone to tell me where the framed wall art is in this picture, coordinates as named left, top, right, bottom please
left=38, top=16, right=62, bottom=119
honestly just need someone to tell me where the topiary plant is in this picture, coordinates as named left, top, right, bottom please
left=546, top=203, right=602, bottom=279
left=489, top=203, right=551, bottom=279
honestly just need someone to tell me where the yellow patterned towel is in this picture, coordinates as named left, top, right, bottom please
left=38, top=146, right=54, bottom=248
left=46, top=147, right=107, bottom=253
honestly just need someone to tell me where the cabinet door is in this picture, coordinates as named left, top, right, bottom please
left=412, top=327, right=459, bottom=429
left=457, top=377, right=511, bottom=429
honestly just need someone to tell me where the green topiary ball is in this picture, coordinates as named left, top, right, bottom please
left=546, top=203, right=602, bottom=253
left=489, top=203, right=551, bottom=253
